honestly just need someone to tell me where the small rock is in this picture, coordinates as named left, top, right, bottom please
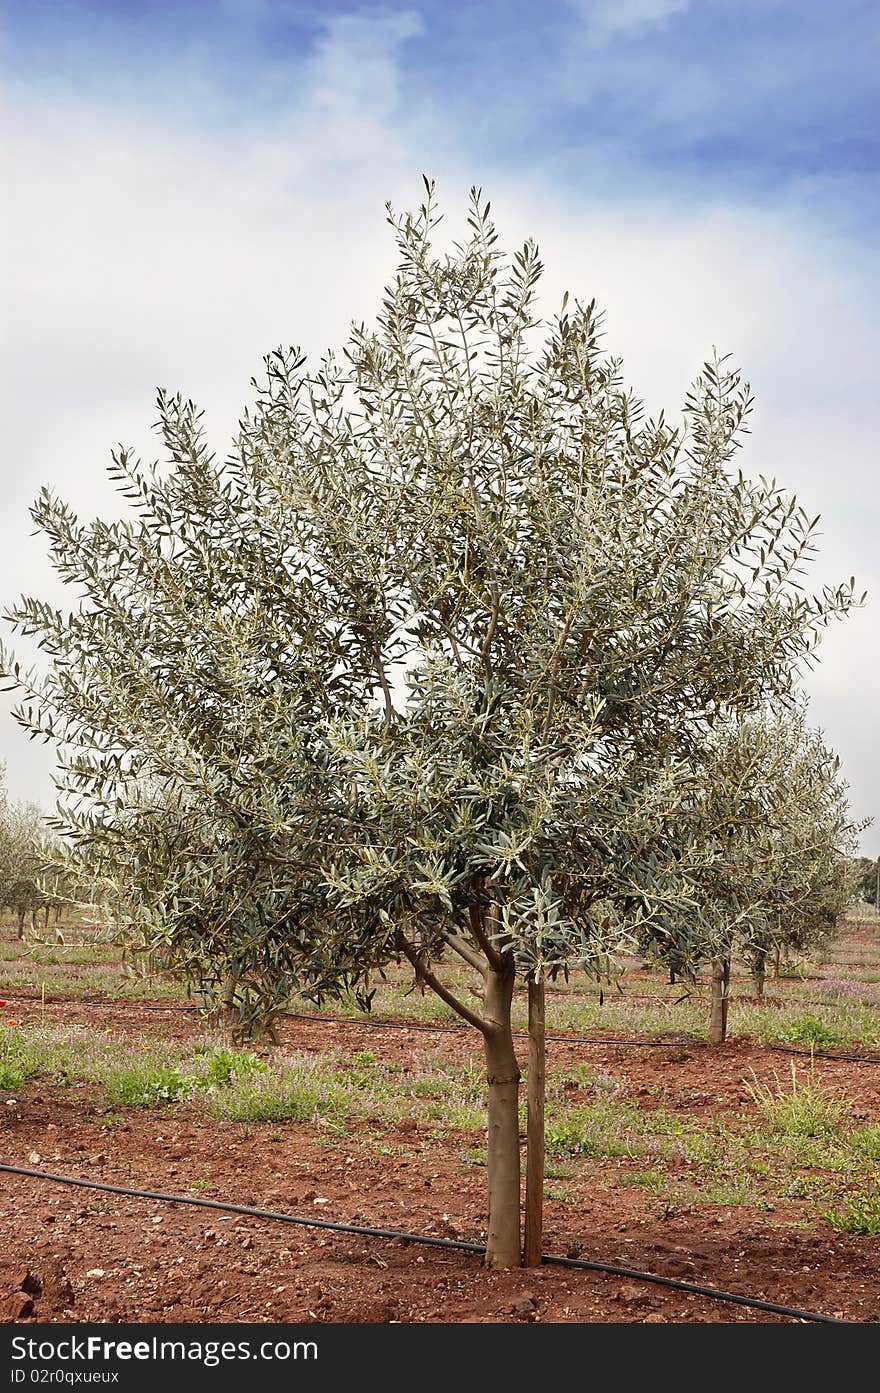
left=6, top=1293, right=35, bottom=1320
left=85, top=1268, right=105, bottom=1280
left=510, top=1295, right=536, bottom=1315
left=615, top=1283, right=648, bottom=1305
left=17, top=1269, right=42, bottom=1296
left=644, top=1312, right=666, bottom=1322
left=27, top=1151, right=41, bottom=1165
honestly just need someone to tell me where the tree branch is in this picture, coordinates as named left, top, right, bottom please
left=398, top=936, right=490, bottom=1034
left=480, top=582, right=501, bottom=681
left=371, top=643, right=394, bottom=725
left=443, top=931, right=487, bottom=974
left=468, top=903, right=504, bottom=971
left=541, top=606, right=576, bottom=740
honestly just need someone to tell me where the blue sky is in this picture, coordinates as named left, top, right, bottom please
left=3, top=0, right=878, bottom=221
left=1, top=1, right=878, bottom=850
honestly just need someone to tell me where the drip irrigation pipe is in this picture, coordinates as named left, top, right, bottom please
left=286, top=1011, right=695, bottom=1049
left=0, top=1162, right=850, bottom=1325
left=0, top=991, right=693, bottom=1048
left=769, top=1044, right=880, bottom=1065
left=6, top=991, right=880, bottom=1062
left=0, top=992, right=196, bottom=1015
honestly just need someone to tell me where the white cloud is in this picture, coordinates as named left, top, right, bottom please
left=0, top=14, right=876, bottom=850
left=305, top=9, right=424, bottom=122
left=567, top=0, right=691, bottom=43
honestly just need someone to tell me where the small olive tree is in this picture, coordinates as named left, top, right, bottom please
left=852, top=856, right=880, bottom=912
left=1, top=184, right=858, bottom=1266
left=737, top=720, right=863, bottom=1002
left=639, top=710, right=863, bottom=1040
left=0, top=781, right=60, bottom=938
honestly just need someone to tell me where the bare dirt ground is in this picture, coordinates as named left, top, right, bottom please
left=2, top=966, right=880, bottom=1326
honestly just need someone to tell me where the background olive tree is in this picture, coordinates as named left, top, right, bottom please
left=852, top=855, right=880, bottom=912
left=638, top=711, right=862, bottom=1042
left=0, top=183, right=860, bottom=1266
left=0, top=771, right=66, bottom=938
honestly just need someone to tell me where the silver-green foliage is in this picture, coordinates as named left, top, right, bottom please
left=0, top=770, right=62, bottom=930
left=0, top=182, right=859, bottom=1033
left=640, top=709, right=863, bottom=980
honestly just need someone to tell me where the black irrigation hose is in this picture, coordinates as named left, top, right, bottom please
left=0, top=991, right=693, bottom=1048
left=7, top=991, right=880, bottom=1061
left=285, top=1011, right=695, bottom=1050
left=0, top=1162, right=850, bottom=1326
left=0, top=990, right=196, bottom=1014
left=769, top=1044, right=880, bottom=1065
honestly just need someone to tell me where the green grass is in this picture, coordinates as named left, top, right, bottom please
left=0, top=1021, right=486, bottom=1131
left=783, top=1173, right=836, bottom=1202
left=543, top=1185, right=573, bottom=1202
left=850, top=1124, right=880, bottom=1161
left=2, top=916, right=879, bottom=1236
left=544, top=1160, right=574, bottom=1180
left=104, top=1063, right=192, bottom=1108
left=6, top=921, right=877, bottom=1056
left=210, top=1071, right=337, bottom=1124
left=750, top=1004, right=880, bottom=1050
left=744, top=1061, right=848, bottom=1137
left=822, top=1194, right=880, bottom=1234
left=545, top=1098, right=646, bottom=1159
left=2, top=1007, right=879, bottom=1235
left=761, top=1013, right=848, bottom=1050
left=0, top=957, right=191, bottom=1002
left=627, top=1167, right=668, bottom=1196
left=701, top=1174, right=756, bottom=1207
left=0, top=1061, right=26, bottom=1090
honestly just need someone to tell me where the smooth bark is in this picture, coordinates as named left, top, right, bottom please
left=483, top=962, right=522, bottom=1268
left=752, top=950, right=766, bottom=1003
left=524, top=976, right=546, bottom=1268
left=708, top=956, right=730, bottom=1045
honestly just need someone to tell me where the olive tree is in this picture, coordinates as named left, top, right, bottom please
left=1, top=183, right=858, bottom=1266
left=639, top=711, right=863, bottom=1040
left=737, top=720, right=862, bottom=1002
left=852, top=856, right=880, bottom=912
left=0, top=780, right=60, bottom=938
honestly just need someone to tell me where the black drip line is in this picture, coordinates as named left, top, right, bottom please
left=4, top=990, right=880, bottom=1061
left=0, top=991, right=692, bottom=1047
left=0, top=1162, right=852, bottom=1326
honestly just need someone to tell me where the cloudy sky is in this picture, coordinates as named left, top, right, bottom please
left=1, top=0, right=877, bottom=852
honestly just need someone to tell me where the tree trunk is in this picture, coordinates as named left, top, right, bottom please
left=773, top=944, right=781, bottom=979
left=524, top=976, right=545, bottom=1268
left=482, top=963, right=522, bottom=1269
left=216, top=969, right=241, bottom=1038
left=752, top=951, right=766, bottom=1003
left=708, top=956, right=730, bottom=1045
